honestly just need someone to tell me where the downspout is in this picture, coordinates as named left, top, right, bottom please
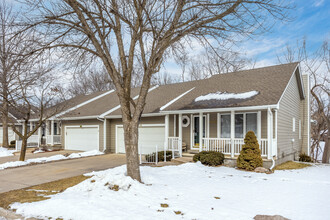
left=97, top=117, right=107, bottom=153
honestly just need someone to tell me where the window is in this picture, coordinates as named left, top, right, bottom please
left=292, top=118, right=295, bottom=132
left=220, top=115, right=231, bottom=138
left=299, top=120, right=301, bottom=139
left=246, top=113, right=257, bottom=135
left=235, top=114, right=244, bottom=138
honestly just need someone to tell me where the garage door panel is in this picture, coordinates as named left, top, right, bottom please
left=117, top=126, right=165, bottom=154
left=66, top=126, right=99, bottom=151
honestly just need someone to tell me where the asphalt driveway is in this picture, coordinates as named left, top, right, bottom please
left=0, top=154, right=126, bottom=193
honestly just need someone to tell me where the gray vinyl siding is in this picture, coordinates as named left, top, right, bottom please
left=277, top=72, right=302, bottom=159
left=61, top=119, right=104, bottom=151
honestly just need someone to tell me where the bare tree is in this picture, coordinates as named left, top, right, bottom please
left=278, top=39, right=330, bottom=162
left=23, top=0, right=291, bottom=181
left=0, top=2, right=33, bottom=148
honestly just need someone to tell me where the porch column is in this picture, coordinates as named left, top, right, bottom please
left=165, top=114, right=169, bottom=150
left=173, top=115, right=176, bottom=136
left=178, top=114, right=182, bottom=156
left=207, top=113, right=210, bottom=138
left=267, top=108, right=273, bottom=159
left=51, top=120, right=54, bottom=146
left=29, top=121, right=33, bottom=134
left=37, top=127, right=41, bottom=147
left=257, top=111, right=261, bottom=144
left=199, top=112, right=203, bottom=152
left=274, top=109, right=278, bottom=157
left=230, top=111, right=235, bottom=158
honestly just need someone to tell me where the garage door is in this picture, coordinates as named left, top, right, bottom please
left=0, top=127, right=16, bottom=144
left=65, top=126, right=99, bottom=151
left=116, top=125, right=165, bottom=154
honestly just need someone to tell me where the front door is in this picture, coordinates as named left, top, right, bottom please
left=193, top=115, right=206, bottom=148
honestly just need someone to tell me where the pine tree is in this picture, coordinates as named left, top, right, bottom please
left=237, top=131, right=263, bottom=170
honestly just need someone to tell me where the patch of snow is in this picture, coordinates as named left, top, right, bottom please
left=195, top=91, right=259, bottom=102
left=11, top=162, right=330, bottom=220
left=33, top=149, right=45, bottom=154
left=0, top=150, right=103, bottom=170
left=0, top=147, right=16, bottom=157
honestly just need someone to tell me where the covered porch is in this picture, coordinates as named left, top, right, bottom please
left=165, top=107, right=278, bottom=159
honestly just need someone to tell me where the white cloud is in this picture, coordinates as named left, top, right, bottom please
left=313, top=0, right=325, bottom=7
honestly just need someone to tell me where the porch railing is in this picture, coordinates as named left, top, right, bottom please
left=46, top=135, right=62, bottom=145
left=167, top=137, right=182, bottom=158
left=202, top=138, right=270, bottom=157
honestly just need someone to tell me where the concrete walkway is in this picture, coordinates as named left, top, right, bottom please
left=0, top=154, right=126, bottom=193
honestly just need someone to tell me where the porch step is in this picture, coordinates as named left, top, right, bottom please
left=182, top=153, right=195, bottom=158
left=187, top=150, right=199, bottom=154
left=172, top=157, right=193, bottom=164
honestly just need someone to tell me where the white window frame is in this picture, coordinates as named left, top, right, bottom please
left=218, top=112, right=258, bottom=138
left=292, top=117, right=296, bottom=132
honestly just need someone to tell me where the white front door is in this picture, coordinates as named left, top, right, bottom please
left=65, top=126, right=99, bottom=151
left=116, top=125, right=165, bottom=154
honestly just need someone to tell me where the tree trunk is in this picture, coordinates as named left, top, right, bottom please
left=19, top=138, right=28, bottom=161
left=1, top=97, right=9, bottom=148
left=322, top=135, right=330, bottom=164
left=123, top=121, right=141, bottom=182
left=19, top=121, right=28, bottom=161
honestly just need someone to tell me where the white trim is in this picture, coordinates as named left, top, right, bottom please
left=64, top=125, right=99, bottom=151
left=165, top=114, right=169, bottom=151
left=230, top=111, right=235, bottom=158
left=161, top=104, right=278, bottom=114
left=307, top=74, right=311, bottom=155
left=299, top=119, right=301, bottom=140
left=99, top=85, right=159, bottom=118
left=106, top=112, right=166, bottom=119
left=115, top=123, right=165, bottom=154
left=159, top=87, right=195, bottom=111
left=8, top=112, right=17, bottom=120
left=178, top=114, right=182, bottom=142
left=207, top=113, right=210, bottom=138
left=54, top=90, right=115, bottom=119
left=292, top=117, right=296, bottom=132
left=217, top=113, right=220, bottom=138
left=173, top=115, right=176, bottom=136
left=103, top=119, right=107, bottom=152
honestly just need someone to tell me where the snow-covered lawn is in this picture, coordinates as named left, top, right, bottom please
left=0, top=150, right=103, bottom=170
left=0, top=147, right=16, bottom=157
left=11, top=162, right=330, bottom=220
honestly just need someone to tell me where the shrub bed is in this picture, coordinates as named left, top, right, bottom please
left=299, top=153, right=312, bottom=162
left=193, top=151, right=224, bottom=166
left=145, top=151, right=173, bottom=162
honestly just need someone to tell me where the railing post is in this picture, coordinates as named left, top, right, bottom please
left=155, top=145, right=158, bottom=164
left=164, top=141, right=166, bottom=162
left=51, top=120, right=54, bottom=146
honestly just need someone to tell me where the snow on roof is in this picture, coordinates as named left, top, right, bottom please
left=195, top=91, right=259, bottom=102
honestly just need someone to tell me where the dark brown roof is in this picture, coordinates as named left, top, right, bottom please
left=53, top=62, right=300, bottom=118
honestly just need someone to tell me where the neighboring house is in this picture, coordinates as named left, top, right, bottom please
left=1, top=63, right=310, bottom=166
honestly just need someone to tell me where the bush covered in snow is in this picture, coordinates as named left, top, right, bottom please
left=237, top=131, right=263, bottom=171
left=193, top=151, right=224, bottom=166
left=299, top=153, right=312, bottom=162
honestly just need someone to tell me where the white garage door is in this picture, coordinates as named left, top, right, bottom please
left=117, top=125, right=165, bottom=154
left=0, top=127, right=16, bottom=144
left=65, top=126, right=99, bottom=151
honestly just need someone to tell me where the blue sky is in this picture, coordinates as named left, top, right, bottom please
left=7, top=0, right=330, bottom=76
left=240, top=0, right=329, bottom=66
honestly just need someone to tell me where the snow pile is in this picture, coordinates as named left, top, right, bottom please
left=33, top=149, right=45, bottom=154
left=11, top=162, right=330, bottom=220
left=195, top=91, right=259, bottom=102
left=0, top=150, right=104, bottom=170
left=0, top=147, right=16, bottom=157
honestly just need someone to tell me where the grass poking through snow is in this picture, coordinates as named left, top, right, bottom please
left=0, top=175, right=90, bottom=209
left=274, top=161, right=311, bottom=170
